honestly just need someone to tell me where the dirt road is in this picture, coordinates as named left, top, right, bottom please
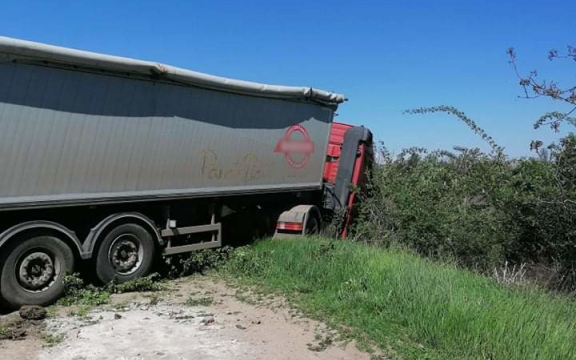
left=0, top=276, right=373, bottom=360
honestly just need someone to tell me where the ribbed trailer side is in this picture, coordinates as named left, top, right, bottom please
left=0, top=61, right=334, bottom=210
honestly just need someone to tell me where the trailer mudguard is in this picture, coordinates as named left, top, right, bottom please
left=0, top=221, right=86, bottom=259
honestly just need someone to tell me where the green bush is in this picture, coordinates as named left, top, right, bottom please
left=59, top=273, right=110, bottom=306
left=163, top=246, right=234, bottom=278
left=352, top=135, right=576, bottom=288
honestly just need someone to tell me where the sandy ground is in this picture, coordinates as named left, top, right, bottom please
left=0, top=276, right=374, bottom=360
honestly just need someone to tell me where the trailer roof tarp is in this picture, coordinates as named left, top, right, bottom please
left=0, top=36, right=345, bottom=106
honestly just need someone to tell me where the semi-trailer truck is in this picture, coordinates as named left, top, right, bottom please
left=0, top=37, right=373, bottom=308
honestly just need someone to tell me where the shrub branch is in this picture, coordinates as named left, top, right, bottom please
left=403, top=106, right=504, bottom=154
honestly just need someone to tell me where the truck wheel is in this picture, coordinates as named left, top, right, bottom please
left=305, top=214, right=320, bottom=235
left=95, top=223, right=155, bottom=284
left=0, top=235, right=74, bottom=308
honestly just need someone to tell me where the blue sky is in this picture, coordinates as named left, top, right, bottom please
left=1, top=0, right=574, bottom=157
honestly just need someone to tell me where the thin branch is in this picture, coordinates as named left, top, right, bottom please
left=404, top=106, right=505, bottom=155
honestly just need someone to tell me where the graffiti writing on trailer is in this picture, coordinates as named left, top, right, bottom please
left=201, top=150, right=272, bottom=182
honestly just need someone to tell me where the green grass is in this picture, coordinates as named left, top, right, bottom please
left=106, top=273, right=165, bottom=293
left=58, top=273, right=110, bottom=307
left=223, top=237, right=576, bottom=360
left=57, top=287, right=110, bottom=307
left=185, top=296, right=214, bottom=307
left=42, top=333, right=65, bottom=346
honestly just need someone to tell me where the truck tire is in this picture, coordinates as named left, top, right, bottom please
left=0, top=235, right=74, bottom=308
left=95, top=223, right=155, bottom=284
left=305, top=214, right=320, bottom=235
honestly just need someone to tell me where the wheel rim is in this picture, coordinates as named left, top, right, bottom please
left=108, top=234, right=144, bottom=275
left=16, top=250, right=61, bottom=293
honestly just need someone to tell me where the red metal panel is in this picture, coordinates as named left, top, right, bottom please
left=342, top=142, right=369, bottom=237
left=324, top=121, right=372, bottom=238
left=323, top=122, right=353, bottom=184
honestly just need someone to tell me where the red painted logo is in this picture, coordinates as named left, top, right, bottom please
left=274, top=124, right=315, bottom=168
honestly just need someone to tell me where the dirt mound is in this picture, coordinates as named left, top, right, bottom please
left=19, top=305, right=47, bottom=320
